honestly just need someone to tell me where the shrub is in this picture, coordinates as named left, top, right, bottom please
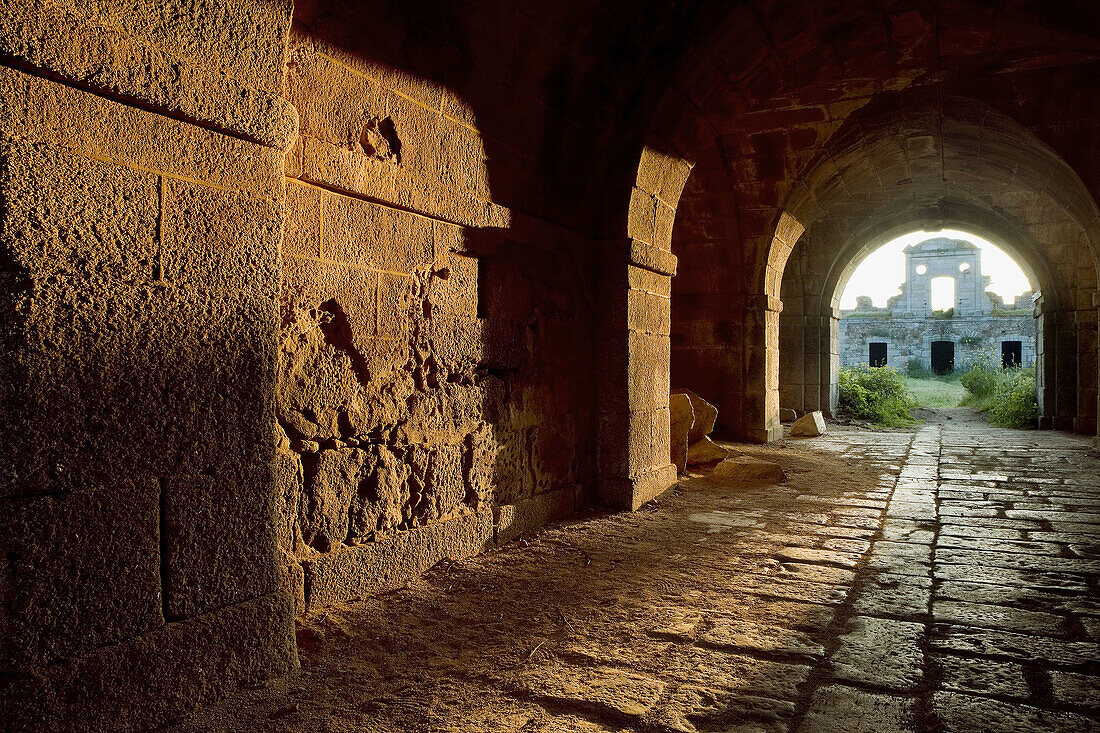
left=959, top=363, right=998, bottom=398
left=988, top=369, right=1038, bottom=428
left=839, top=365, right=917, bottom=426
left=960, top=364, right=1037, bottom=429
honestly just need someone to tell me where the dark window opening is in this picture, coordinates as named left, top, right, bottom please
left=931, top=341, right=955, bottom=375
left=1002, top=341, right=1022, bottom=368
left=869, top=342, right=887, bottom=367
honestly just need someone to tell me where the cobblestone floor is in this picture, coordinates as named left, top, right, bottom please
left=175, top=410, right=1100, bottom=732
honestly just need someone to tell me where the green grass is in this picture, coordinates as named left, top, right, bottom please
left=904, top=376, right=967, bottom=408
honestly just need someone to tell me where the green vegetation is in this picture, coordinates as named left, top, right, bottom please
left=959, top=362, right=1038, bottom=428
left=838, top=365, right=917, bottom=426
left=929, top=307, right=955, bottom=319
left=905, top=358, right=930, bottom=379
left=845, top=310, right=894, bottom=319
left=904, top=376, right=967, bottom=408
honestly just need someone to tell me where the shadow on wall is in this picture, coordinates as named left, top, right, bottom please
left=274, top=0, right=610, bottom=614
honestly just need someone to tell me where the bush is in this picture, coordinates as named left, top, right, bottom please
left=839, top=365, right=917, bottom=426
left=988, top=369, right=1038, bottom=428
left=960, top=364, right=1037, bottom=429
left=959, top=363, right=998, bottom=398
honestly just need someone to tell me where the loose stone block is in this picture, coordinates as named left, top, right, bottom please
left=669, top=392, right=694, bottom=472
left=711, top=456, right=787, bottom=483
left=686, top=436, right=731, bottom=465
left=790, top=411, right=827, bottom=437
left=671, top=389, right=718, bottom=443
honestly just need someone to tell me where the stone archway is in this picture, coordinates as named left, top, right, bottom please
left=775, top=97, right=1100, bottom=437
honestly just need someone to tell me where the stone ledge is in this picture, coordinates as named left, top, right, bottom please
left=303, top=510, right=494, bottom=611
left=494, top=485, right=580, bottom=545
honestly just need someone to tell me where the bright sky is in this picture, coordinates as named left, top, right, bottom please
left=839, top=229, right=1033, bottom=310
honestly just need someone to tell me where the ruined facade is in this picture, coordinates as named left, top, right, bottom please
left=839, top=238, right=1037, bottom=373
left=1, top=1, right=1099, bottom=729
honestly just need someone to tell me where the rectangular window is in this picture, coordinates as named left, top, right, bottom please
left=930, top=276, right=956, bottom=311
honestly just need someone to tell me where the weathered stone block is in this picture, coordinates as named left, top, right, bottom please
left=299, top=448, right=370, bottom=552
left=710, top=456, right=786, bottom=483
left=1, top=482, right=162, bottom=669
left=600, top=463, right=678, bottom=511
left=790, top=411, right=827, bottom=437
left=283, top=181, right=322, bottom=258
left=495, top=485, right=579, bottom=545
left=322, top=192, right=433, bottom=272
left=304, top=510, right=494, bottom=609
left=670, top=393, right=694, bottom=472
left=7, top=592, right=298, bottom=732
left=428, top=253, right=479, bottom=317
left=687, top=436, right=731, bottom=465
left=164, top=470, right=282, bottom=620
left=672, top=389, right=719, bottom=443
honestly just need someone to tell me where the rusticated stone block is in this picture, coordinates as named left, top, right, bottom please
left=494, top=485, right=579, bottom=545
left=299, top=448, right=370, bottom=552
left=304, top=510, right=494, bottom=609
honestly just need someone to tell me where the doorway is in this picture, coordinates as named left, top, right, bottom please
left=1002, top=340, right=1022, bottom=368
left=869, top=342, right=887, bottom=368
left=931, top=341, right=955, bottom=375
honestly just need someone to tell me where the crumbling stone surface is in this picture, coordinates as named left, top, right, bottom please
left=4, top=1, right=1100, bottom=731
left=168, top=417, right=1100, bottom=733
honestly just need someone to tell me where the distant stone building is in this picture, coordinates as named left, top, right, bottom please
left=840, top=238, right=1036, bottom=374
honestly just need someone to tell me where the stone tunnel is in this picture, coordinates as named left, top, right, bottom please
left=1, top=1, right=1099, bottom=730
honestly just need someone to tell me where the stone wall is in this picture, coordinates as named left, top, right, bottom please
left=839, top=315, right=1037, bottom=371
left=2, top=1, right=1100, bottom=730
left=272, top=2, right=620, bottom=613
left=0, top=2, right=299, bottom=729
